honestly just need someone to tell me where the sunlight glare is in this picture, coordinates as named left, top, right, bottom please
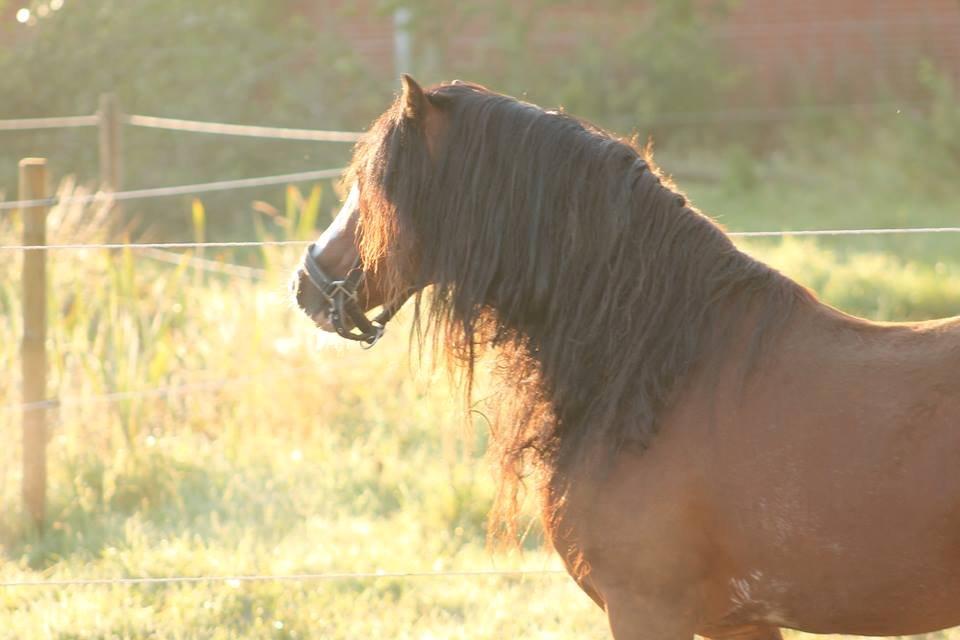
left=15, top=8, right=30, bottom=23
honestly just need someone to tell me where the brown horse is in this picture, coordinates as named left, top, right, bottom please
left=292, top=76, right=960, bottom=639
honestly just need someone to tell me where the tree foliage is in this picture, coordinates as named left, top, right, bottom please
left=0, top=0, right=387, bottom=234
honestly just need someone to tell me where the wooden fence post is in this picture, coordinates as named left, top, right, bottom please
left=20, top=158, right=49, bottom=530
left=98, top=93, right=122, bottom=209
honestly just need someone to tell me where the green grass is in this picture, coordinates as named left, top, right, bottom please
left=1, top=129, right=959, bottom=638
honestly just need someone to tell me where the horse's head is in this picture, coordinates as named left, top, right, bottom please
left=291, top=184, right=381, bottom=344
left=292, top=74, right=618, bottom=349
left=291, top=75, right=446, bottom=346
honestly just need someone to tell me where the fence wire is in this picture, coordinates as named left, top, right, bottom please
left=729, top=227, right=960, bottom=238
left=3, top=227, right=960, bottom=253
left=0, top=167, right=346, bottom=212
left=125, top=114, right=363, bottom=142
left=0, top=115, right=99, bottom=130
left=0, top=239, right=311, bottom=251
left=0, top=568, right=566, bottom=589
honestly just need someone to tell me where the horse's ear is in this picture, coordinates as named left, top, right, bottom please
left=400, top=73, right=427, bottom=120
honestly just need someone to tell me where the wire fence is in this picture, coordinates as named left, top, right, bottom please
left=3, top=227, right=960, bottom=253
left=124, top=114, right=364, bottom=142
left=0, top=111, right=363, bottom=139
left=729, top=227, right=960, bottom=238
left=0, top=239, right=311, bottom=251
left=0, top=568, right=567, bottom=589
left=0, top=167, right=346, bottom=211
left=0, top=115, right=100, bottom=130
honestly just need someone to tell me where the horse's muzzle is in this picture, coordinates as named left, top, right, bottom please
left=291, top=269, right=339, bottom=332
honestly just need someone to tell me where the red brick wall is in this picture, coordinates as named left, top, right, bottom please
left=303, top=1, right=960, bottom=104
left=722, top=0, right=960, bottom=103
left=293, top=0, right=396, bottom=67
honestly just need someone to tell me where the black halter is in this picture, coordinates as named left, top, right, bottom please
left=300, top=243, right=405, bottom=347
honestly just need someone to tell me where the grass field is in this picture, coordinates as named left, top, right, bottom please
left=2, top=123, right=960, bottom=638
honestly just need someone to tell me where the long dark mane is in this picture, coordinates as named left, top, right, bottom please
left=348, top=82, right=812, bottom=541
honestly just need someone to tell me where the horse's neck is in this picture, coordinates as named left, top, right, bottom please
left=518, top=228, right=803, bottom=438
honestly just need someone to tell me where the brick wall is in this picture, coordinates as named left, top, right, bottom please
left=302, top=1, right=960, bottom=104
left=722, top=0, right=960, bottom=103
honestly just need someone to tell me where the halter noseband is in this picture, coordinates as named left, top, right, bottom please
left=301, top=243, right=403, bottom=347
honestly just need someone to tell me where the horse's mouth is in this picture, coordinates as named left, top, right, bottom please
left=293, top=269, right=336, bottom=332
left=310, top=311, right=337, bottom=332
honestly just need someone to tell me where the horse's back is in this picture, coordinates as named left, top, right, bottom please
left=564, top=306, right=960, bottom=636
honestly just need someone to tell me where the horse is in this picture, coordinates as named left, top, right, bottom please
left=292, top=75, right=960, bottom=640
